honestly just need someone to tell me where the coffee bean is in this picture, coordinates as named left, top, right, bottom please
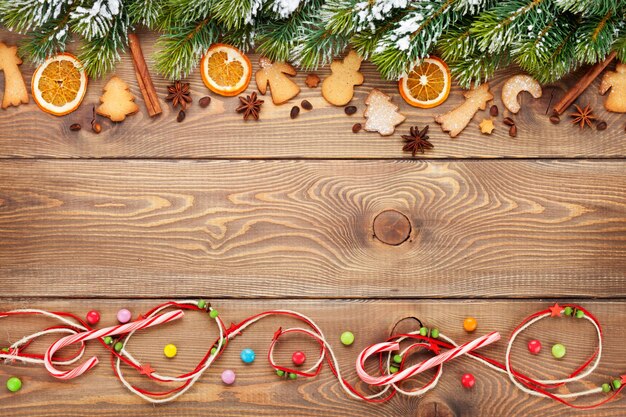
left=301, top=100, right=312, bottom=110
left=345, top=105, right=357, bottom=115
left=490, top=105, right=499, bottom=117
left=503, top=117, right=515, bottom=126
left=69, top=123, right=81, bottom=131
left=177, top=110, right=186, bottom=123
left=199, top=96, right=211, bottom=108
left=352, top=123, right=362, bottom=133
left=549, top=114, right=561, bottom=124
left=91, top=122, right=102, bottom=134
left=596, top=120, right=607, bottom=131
left=290, top=106, right=300, bottom=119
left=509, top=125, right=517, bottom=137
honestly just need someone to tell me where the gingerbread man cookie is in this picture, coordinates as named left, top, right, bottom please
left=600, top=63, right=626, bottom=113
left=321, top=51, right=364, bottom=106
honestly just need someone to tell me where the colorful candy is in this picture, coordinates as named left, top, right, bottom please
left=292, top=351, right=306, bottom=366
left=551, top=343, right=566, bottom=359
left=240, top=348, right=255, bottom=363
left=164, top=344, right=177, bottom=358
left=461, top=373, right=475, bottom=388
left=6, top=377, right=21, bottom=392
left=463, top=317, right=477, bottom=332
left=340, top=331, right=355, bottom=346
left=527, top=339, right=542, bottom=355
left=116, top=308, right=132, bottom=324
left=221, top=370, right=236, bottom=385
left=86, top=310, right=100, bottom=325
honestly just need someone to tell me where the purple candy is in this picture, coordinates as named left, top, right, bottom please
left=117, top=308, right=132, bottom=324
left=221, top=369, right=236, bottom=385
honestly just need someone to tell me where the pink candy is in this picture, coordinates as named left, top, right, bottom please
left=221, top=369, right=236, bottom=385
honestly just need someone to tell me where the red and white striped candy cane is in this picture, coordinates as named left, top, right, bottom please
left=44, top=310, right=184, bottom=380
left=356, top=331, right=500, bottom=386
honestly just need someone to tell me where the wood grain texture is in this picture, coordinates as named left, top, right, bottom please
left=1, top=159, right=625, bottom=298
left=0, top=30, right=625, bottom=159
left=1, top=299, right=625, bottom=416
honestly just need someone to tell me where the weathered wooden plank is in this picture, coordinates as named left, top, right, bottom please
left=1, top=160, right=625, bottom=298
left=0, top=299, right=624, bottom=416
left=0, top=30, right=624, bottom=159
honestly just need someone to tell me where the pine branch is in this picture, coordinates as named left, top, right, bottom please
left=292, top=25, right=349, bottom=70
left=449, top=51, right=509, bottom=88
left=154, top=19, right=220, bottom=80
left=555, top=0, right=626, bottom=16
left=573, top=12, right=620, bottom=64
left=127, top=0, right=165, bottom=28
left=79, top=16, right=128, bottom=78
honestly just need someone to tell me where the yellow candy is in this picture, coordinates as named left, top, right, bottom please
left=164, top=343, right=177, bottom=358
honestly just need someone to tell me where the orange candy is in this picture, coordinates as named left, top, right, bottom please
left=463, top=317, right=477, bottom=332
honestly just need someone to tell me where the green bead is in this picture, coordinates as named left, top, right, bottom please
left=602, top=383, right=612, bottom=393
left=389, top=366, right=399, bottom=374
left=198, top=300, right=206, bottom=309
left=575, top=309, right=584, bottom=319
left=551, top=343, right=566, bottom=359
left=276, top=370, right=285, bottom=377
left=1, top=347, right=9, bottom=353
left=431, top=328, right=439, bottom=339
left=288, top=373, right=297, bottom=380
left=209, top=309, right=219, bottom=319
left=393, top=354, right=403, bottom=364
left=564, top=307, right=573, bottom=316
left=6, top=377, right=21, bottom=392
left=340, top=331, right=355, bottom=346
left=211, top=347, right=218, bottom=355
left=114, top=342, right=123, bottom=353
left=419, top=327, right=428, bottom=336
left=613, top=380, right=622, bottom=390
left=103, top=336, right=113, bottom=345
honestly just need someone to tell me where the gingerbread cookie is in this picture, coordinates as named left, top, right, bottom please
left=479, top=118, right=495, bottom=134
left=255, top=57, right=300, bottom=105
left=97, top=76, right=139, bottom=122
left=501, top=74, right=542, bottom=114
left=600, top=63, right=626, bottom=113
left=322, top=51, right=363, bottom=106
left=363, top=89, right=405, bottom=136
left=435, top=83, right=493, bottom=138
left=0, top=42, right=29, bottom=109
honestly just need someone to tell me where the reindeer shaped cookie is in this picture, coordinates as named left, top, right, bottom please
left=0, top=42, right=29, bottom=109
left=322, top=51, right=364, bottom=106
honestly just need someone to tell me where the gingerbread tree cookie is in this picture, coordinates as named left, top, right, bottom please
left=255, top=57, right=300, bottom=105
left=96, top=76, right=139, bottom=122
left=322, top=50, right=364, bottom=106
left=0, top=42, right=29, bottom=109
left=364, top=89, right=405, bottom=136
left=600, top=63, right=626, bottom=113
left=435, top=83, right=493, bottom=138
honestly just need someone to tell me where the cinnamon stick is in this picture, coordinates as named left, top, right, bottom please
left=128, top=33, right=162, bottom=117
left=552, top=51, right=616, bottom=115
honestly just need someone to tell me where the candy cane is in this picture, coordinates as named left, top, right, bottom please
left=44, top=310, right=184, bottom=380
left=356, top=331, right=500, bottom=386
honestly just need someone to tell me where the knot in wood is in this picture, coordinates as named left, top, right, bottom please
left=373, top=210, right=411, bottom=246
left=416, top=400, right=456, bottom=417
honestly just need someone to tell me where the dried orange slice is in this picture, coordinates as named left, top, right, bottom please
left=399, top=57, right=451, bottom=108
left=200, top=44, right=252, bottom=96
left=32, top=53, right=87, bottom=116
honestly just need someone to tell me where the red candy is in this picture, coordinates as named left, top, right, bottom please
left=527, top=339, right=542, bottom=355
left=86, top=310, right=100, bottom=326
left=461, top=373, right=475, bottom=389
left=292, top=351, right=306, bottom=366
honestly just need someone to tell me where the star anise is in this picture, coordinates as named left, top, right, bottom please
left=236, top=91, right=264, bottom=120
left=402, top=125, right=433, bottom=156
left=165, top=81, right=192, bottom=110
left=570, top=104, right=596, bottom=129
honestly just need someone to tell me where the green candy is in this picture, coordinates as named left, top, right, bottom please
left=613, top=380, right=622, bottom=390
left=564, top=307, right=573, bottom=316
left=393, top=354, right=403, bottom=364
left=340, top=331, right=355, bottom=346
left=103, top=336, right=113, bottom=345
left=1, top=347, right=9, bottom=353
left=419, top=327, right=428, bottom=336
left=431, top=328, right=440, bottom=339
left=602, top=383, right=611, bottom=393
left=114, top=342, right=124, bottom=353
left=209, top=309, right=219, bottom=319
left=551, top=343, right=566, bottom=359
left=288, top=373, right=297, bottom=380
left=575, top=309, right=585, bottom=319
left=211, top=347, right=218, bottom=355
left=389, top=366, right=399, bottom=374
left=276, top=370, right=285, bottom=377
left=198, top=300, right=206, bottom=309
left=6, top=377, right=22, bottom=392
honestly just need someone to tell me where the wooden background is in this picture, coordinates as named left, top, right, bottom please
left=1, top=30, right=625, bottom=416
